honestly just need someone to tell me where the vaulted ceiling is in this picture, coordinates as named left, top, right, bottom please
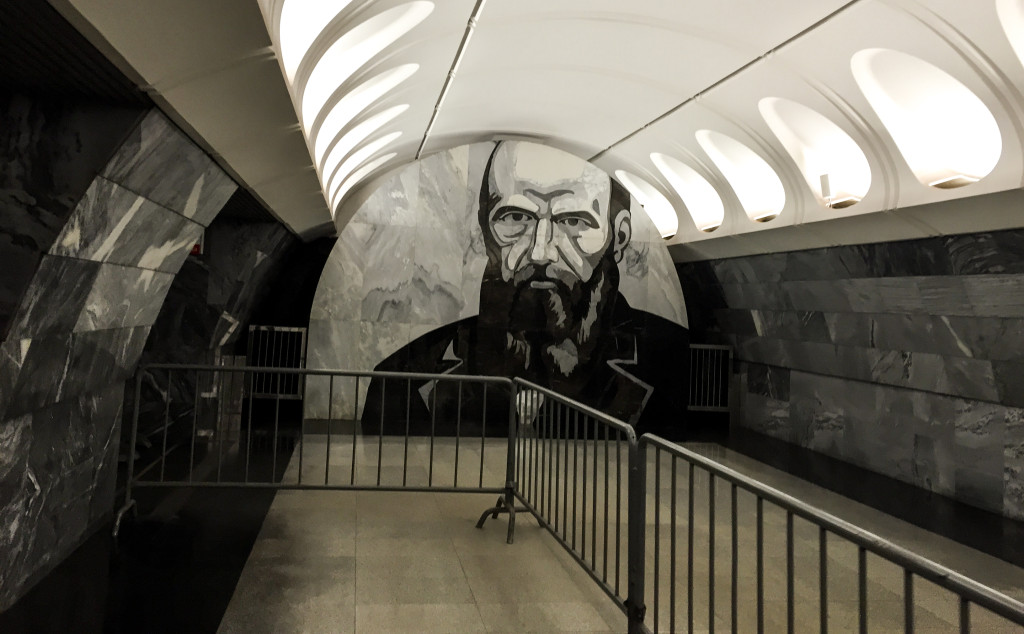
left=50, top=0, right=1024, bottom=259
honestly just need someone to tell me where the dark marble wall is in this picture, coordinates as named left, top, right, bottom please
left=678, top=226, right=1024, bottom=520
left=0, top=107, right=237, bottom=610
left=0, top=92, right=146, bottom=340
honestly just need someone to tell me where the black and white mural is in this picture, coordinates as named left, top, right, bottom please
left=306, top=141, right=688, bottom=437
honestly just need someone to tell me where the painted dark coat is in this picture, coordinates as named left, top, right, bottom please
left=361, top=293, right=689, bottom=439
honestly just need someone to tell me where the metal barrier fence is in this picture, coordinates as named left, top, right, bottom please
left=116, top=363, right=1024, bottom=633
left=117, top=364, right=517, bottom=540
left=638, top=434, right=1024, bottom=633
left=506, top=378, right=646, bottom=628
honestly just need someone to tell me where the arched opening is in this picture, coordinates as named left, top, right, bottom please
left=759, top=97, right=871, bottom=208
left=695, top=130, right=786, bottom=222
left=851, top=48, right=1001, bottom=189
left=650, top=153, right=725, bottom=232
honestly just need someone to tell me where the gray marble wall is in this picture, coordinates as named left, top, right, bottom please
left=678, top=226, right=1024, bottom=520
left=307, top=142, right=688, bottom=422
left=0, top=93, right=146, bottom=340
left=0, top=107, right=236, bottom=610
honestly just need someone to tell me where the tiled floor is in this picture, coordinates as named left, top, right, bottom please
left=217, top=490, right=624, bottom=633
left=216, top=436, right=1024, bottom=633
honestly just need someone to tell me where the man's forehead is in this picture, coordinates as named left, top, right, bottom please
left=492, top=142, right=610, bottom=201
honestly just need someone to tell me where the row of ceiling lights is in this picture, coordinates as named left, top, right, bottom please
left=615, top=44, right=1006, bottom=239
left=269, top=0, right=1019, bottom=241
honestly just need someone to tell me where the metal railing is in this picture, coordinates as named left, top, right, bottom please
left=507, top=378, right=646, bottom=627
left=117, top=364, right=517, bottom=541
left=115, top=363, right=1024, bottom=633
left=638, top=434, right=1024, bottom=633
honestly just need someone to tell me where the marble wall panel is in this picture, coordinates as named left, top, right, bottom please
left=712, top=309, right=758, bottom=337
left=0, top=383, right=124, bottom=611
left=1004, top=410, right=1024, bottom=519
left=7, top=326, right=148, bottom=418
left=947, top=231, right=1024, bottom=275
left=783, top=279, right=854, bottom=313
left=8, top=256, right=100, bottom=338
left=0, top=102, right=240, bottom=611
left=305, top=318, right=410, bottom=419
left=309, top=223, right=370, bottom=322
left=74, top=265, right=174, bottom=332
left=0, top=413, right=34, bottom=610
left=50, top=177, right=203, bottom=273
left=0, top=94, right=145, bottom=342
left=966, top=275, right=1024, bottom=317
left=823, top=312, right=873, bottom=348
left=684, top=226, right=1024, bottom=521
left=747, top=363, right=790, bottom=400
left=101, top=111, right=236, bottom=225
left=992, top=361, right=1024, bottom=408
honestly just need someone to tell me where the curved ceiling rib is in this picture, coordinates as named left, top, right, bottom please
left=264, top=0, right=437, bottom=218
left=329, top=131, right=404, bottom=211
left=696, top=130, right=786, bottom=223
left=297, top=2, right=434, bottom=132
left=95, top=0, right=1022, bottom=241
left=313, top=64, right=419, bottom=170
left=278, top=0, right=354, bottom=81
left=320, top=104, right=409, bottom=186
left=651, top=153, right=725, bottom=232
left=614, top=170, right=679, bottom=238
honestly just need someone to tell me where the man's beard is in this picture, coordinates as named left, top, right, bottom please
left=475, top=247, right=620, bottom=379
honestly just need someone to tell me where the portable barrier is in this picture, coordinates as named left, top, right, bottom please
left=116, top=364, right=518, bottom=541
left=116, top=364, right=1024, bottom=633
left=637, top=434, right=1024, bottom=633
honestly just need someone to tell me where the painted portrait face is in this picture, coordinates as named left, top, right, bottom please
left=485, top=142, right=616, bottom=291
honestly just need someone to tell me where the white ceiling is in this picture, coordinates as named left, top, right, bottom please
left=50, top=0, right=1024, bottom=258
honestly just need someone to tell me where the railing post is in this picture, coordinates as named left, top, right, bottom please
left=504, top=379, right=519, bottom=543
left=627, top=437, right=647, bottom=633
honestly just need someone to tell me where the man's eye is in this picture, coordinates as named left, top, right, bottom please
left=555, top=216, right=594, bottom=228
left=499, top=211, right=530, bottom=223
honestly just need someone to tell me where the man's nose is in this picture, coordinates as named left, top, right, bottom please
left=528, top=218, right=559, bottom=264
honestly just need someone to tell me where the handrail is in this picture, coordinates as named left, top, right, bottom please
left=512, top=377, right=638, bottom=443
left=139, top=363, right=514, bottom=386
left=640, top=433, right=1024, bottom=626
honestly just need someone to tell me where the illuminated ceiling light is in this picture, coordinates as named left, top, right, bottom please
left=696, top=130, right=786, bottom=223
left=312, top=64, right=419, bottom=167
left=327, top=132, right=403, bottom=210
left=613, top=170, right=679, bottom=239
left=279, top=0, right=355, bottom=81
left=997, top=0, right=1024, bottom=72
left=320, top=104, right=409, bottom=184
left=330, top=152, right=398, bottom=218
left=929, top=174, right=980, bottom=189
left=759, top=97, right=871, bottom=209
left=299, top=2, right=433, bottom=132
left=651, top=153, right=725, bottom=233
left=851, top=48, right=1001, bottom=189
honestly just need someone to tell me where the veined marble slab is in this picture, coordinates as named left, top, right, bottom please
left=102, top=110, right=235, bottom=225
left=50, top=177, right=203, bottom=273
left=9, top=256, right=101, bottom=339
left=75, top=265, right=174, bottom=332
left=0, top=382, right=125, bottom=611
left=7, top=326, right=149, bottom=417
